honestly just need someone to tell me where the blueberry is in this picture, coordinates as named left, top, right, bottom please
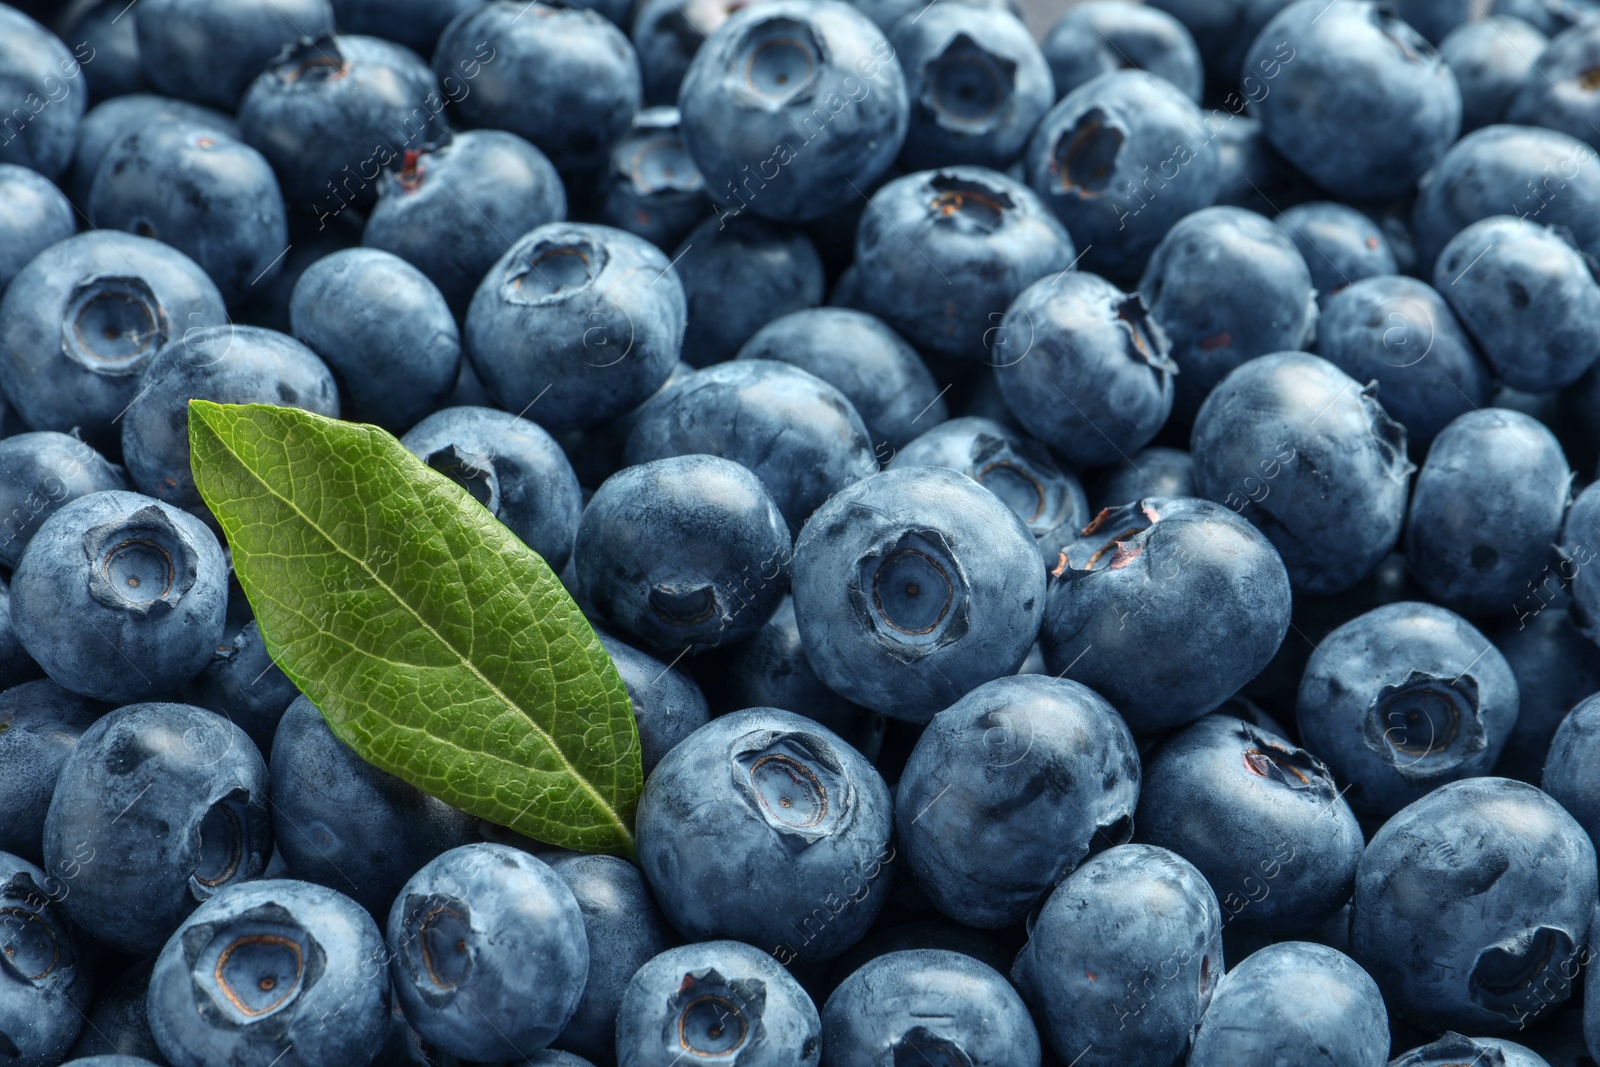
left=182, top=618, right=301, bottom=766
left=327, top=0, right=483, bottom=56
left=630, top=0, right=742, bottom=106
left=679, top=0, right=907, bottom=222
left=615, top=940, right=821, bottom=1067
left=1391, top=1032, right=1555, bottom=1067
left=148, top=879, right=389, bottom=1067
left=1043, top=2, right=1204, bottom=102
left=62, top=961, right=163, bottom=1063
left=598, top=108, right=709, bottom=252
left=1440, top=17, right=1549, bottom=131
left=363, top=130, right=568, bottom=316
left=1187, top=942, right=1389, bottom=1067
left=595, top=630, right=711, bottom=773
left=389, top=843, right=588, bottom=1061
left=0, top=165, right=72, bottom=298
left=1145, top=0, right=1294, bottom=91
left=59, top=1058, right=163, bottom=1067
left=62, top=0, right=146, bottom=104
left=1406, top=409, right=1572, bottom=614
left=1040, top=497, right=1291, bottom=733
left=1508, top=18, right=1600, bottom=150
left=1191, top=352, right=1414, bottom=595
left=0, top=7, right=86, bottom=180
left=133, top=0, right=334, bottom=111
left=671, top=216, right=825, bottom=368
left=65, top=94, right=239, bottom=208
left=1025, top=70, right=1220, bottom=281
left=856, top=166, right=1076, bottom=360
left=0, top=431, right=127, bottom=569
left=636, top=708, right=893, bottom=961
left=624, top=360, right=877, bottom=529
left=0, top=852, right=91, bottom=1065
left=1088, top=446, right=1195, bottom=510
left=1349, top=777, right=1597, bottom=1030
left=1543, top=694, right=1600, bottom=848
left=465, top=222, right=686, bottom=433
left=737, top=308, right=946, bottom=453
left=1559, top=480, right=1600, bottom=642
left=43, top=701, right=270, bottom=954
left=1491, top=609, right=1600, bottom=783
left=0, top=231, right=225, bottom=446
left=1209, top=111, right=1314, bottom=214
left=0, top=681, right=106, bottom=865
left=896, top=674, right=1139, bottom=927
left=791, top=465, right=1045, bottom=722
left=853, top=0, right=1024, bottom=33
left=1272, top=201, right=1399, bottom=307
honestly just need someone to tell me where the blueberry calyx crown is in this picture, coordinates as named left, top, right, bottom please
left=83, top=504, right=199, bottom=615
left=1361, top=669, right=1487, bottom=780
left=0, top=868, right=71, bottom=987
left=853, top=527, right=971, bottom=658
left=271, top=35, right=351, bottom=85
left=925, top=173, right=1014, bottom=235
left=622, top=127, right=706, bottom=197
left=396, top=892, right=476, bottom=1004
left=667, top=967, right=767, bottom=1059
left=921, top=35, right=1015, bottom=135
left=732, top=730, right=852, bottom=841
left=1357, top=380, right=1414, bottom=477
left=191, top=790, right=253, bottom=899
left=733, top=17, right=826, bottom=108
left=426, top=443, right=501, bottom=515
left=1390, top=1031, right=1510, bottom=1067
left=892, top=1026, right=975, bottom=1067
left=1051, top=499, right=1162, bottom=579
left=62, top=274, right=169, bottom=377
left=1051, top=107, right=1123, bottom=198
left=1234, top=721, right=1341, bottom=801
left=180, top=902, right=327, bottom=1026
left=503, top=236, right=607, bottom=303
left=1468, top=925, right=1577, bottom=1016
left=1115, top=293, right=1178, bottom=375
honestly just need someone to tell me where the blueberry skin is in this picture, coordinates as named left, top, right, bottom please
left=289, top=249, right=460, bottom=431
left=1210, top=112, right=1313, bottom=214
left=121, top=325, right=340, bottom=511
left=239, top=34, right=446, bottom=213
left=889, top=416, right=1091, bottom=563
left=1273, top=201, right=1399, bottom=307
left=596, top=631, right=711, bottom=773
left=1188, top=942, right=1389, bottom=1067
left=402, top=405, right=584, bottom=571
left=64, top=0, right=146, bottom=104
left=1497, top=0, right=1600, bottom=34
left=0, top=576, right=38, bottom=691
left=992, top=271, right=1174, bottom=465
left=1351, top=777, right=1597, bottom=1031
left=14, top=491, right=228, bottom=702
left=615, top=940, right=821, bottom=1067
left=547, top=854, right=677, bottom=1065
left=43, top=701, right=270, bottom=954
left=0, top=165, right=72, bottom=297
left=636, top=708, right=894, bottom=961
left=631, top=0, right=745, bottom=107
left=270, top=695, right=477, bottom=920
left=1492, top=610, right=1600, bottom=783
left=1089, top=446, right=1195, bottom=510
left=1509, top=19, right=1600, bottom=150
left=624, top=360, right=877, bottom=529
left=0, top=681, right=106, bottom=865
left=182, top=619, right=301, bottom=757
left=329, top=0, right=483, bottom=56
left=679, top=0, right=906, bottom=222
left=465, top=222, right=686, bottom=432
left=1191, top=352, right=1414, bottom=595
left=1315, top=275, right=1493, bottom=449
left=1135, top=715, right=1364, bottom=931
left=1040, top=497, right=1292, bottom=733
left=0, top=231, right=225, bottom=445
left=1042, top=1, right=1204, bottom=101
left=148, top=879, right=388, bottom=1067
left=63, top=960, right=163, bottom=1063
left=1140, top=206, right=1319, bottom=422
left=1441, top=17, right=1549, bottom=130
left=0, top=431, right=128, bottom=569
left=1392, top=1033, right=1555, bottom=1067
left=1013, top=845, right=1222, bottom=1067
left=1146, top=0, right=1296, bottom=91
left=0, top=7, right=86, bottom=180
left=1405, top=409, right=1572, bottom=615
left=853, top=0, right=1025, bottom=33
left=822, top=949, right=1040, bottom=1067
left=66, top=94, right=239, bottom=208
left=389, top=844, right=588, bottom=1060
left=575, top=455, right=791, bottom=654
left=364, top=130, right=568, bottom=316
left=1246, top=0, right=1461, bottom=200
left=1546, top=696, right=1600, bottom=851
left=896, top=675, right=1140, bottom=928
left=672, top=216, right=825, bottom=367
left=599, top=107, right=709, bottom=253
left=737, top=308, right=945, bottom=453
left=0, top=852, right=91, bottom=1066
left=1561, top=481, right=1600, bottom=646
left=791, top=466, right=1045, bottom=722
left=133, top=0, right=334, bottom=111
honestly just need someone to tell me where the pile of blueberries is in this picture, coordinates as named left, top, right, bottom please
left=13, top=0, right=1600, bottom=1063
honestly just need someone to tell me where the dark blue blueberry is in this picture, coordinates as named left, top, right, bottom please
left=1491, top=609, right=1600, bottom=782
left=598, top=107, right=709, bottom=252
left=0, top=852, right=91, bottom=1064
left=1406, top=409, right=1572, bottom=614
left=791, top=466, right=1045, bottom=722
left=364, top=130, right=567, bottom=316
left=630, top=0, right=745, bottom=106
left=636, top=708, right=893, bottom=961
left=43, top=701, right=270, bottom=954
left=890, top=5, right=1053, bottom=171
left=575, top=454, right=790, bottom=654
left=1209, top=111, right=1315, bottom=214
left=182, top=619, right=301, bottom=757
left=896, top=674, right=1139, bottom=927
left=0, top=165, right=72, bottom=297
left=595, top=630, right=711, bottom=773
left=616, top=940, right=821, bottom=1067
left=1012, top=844, right=1222, bottom=1067
left=854, top=0, right=1025, bottom=32
left=0, top=681, right=106, bottom=866
left=121, top=325, right=340, bottom=511
left=270, top=695, right=477, bottom=920
left=0, top=231, right=224, bottom=446
left=62, top=0, right=146, bottom=103
left=148, top=879, right=389, bottom=1067
left=857, top=166, right=1075, bottom=360
left=1088, top=446, right=1194, bottom=510
left=1188, top=942, right=1389, bottom=1066
left=624, top=360, right=876, bottom=529
left=672, top=216, right=824, bottom=368
left=1441, top=17, right=1549, bottom=130
left=134, top=0, right=334, bottom=111
left=1508, top=18, right=1600, bottom=150
left=65, top=94, right=238, bottom=208
left=1191, top=352, right=1414, bottom=595
left=1245, top=0, right=1461, bottom=200
left=388, top=844, right=588, bottom=1061
left=14, top=491, right=228, bottom=702
left=0, top=7, right=87, bottom=180
left=1273, top=201, right=1399, bottom=308
left=434, top=3, right=640, bottom=174
left=1544, top=694, right=1600, bottom=853
left=465, top=222, right=686, bottom=433
left=1145, top=0, right=1295, bottom=91
left=1043, top=1, right=1204, bottom=101
left=0, top=431, right=127, bottom=569
left=1560, top=480, right=1600, bottom=644
left=1025, top=70, right=1220, bottom=281
left=328, top=0, right=483, bottom=56
left=1298, top=601, right=1519, bottom=818
left=63, top=960, right=163, bottom=1062
left=1350, top=777, right=1596, bottom=1031
left=0, top=576, right=38, bottom=694
left=1392, top=1033, right=1554, bottom=1067
left=1039, top=497, right=1291, bottom=733
left=822, top=949, right=1039, bottom=1067
left=992, top=270, right=1175, bottom=466
left=1495, top=0, right=1599, bottom=35
left=1315, top=275, right=1493, bottom=449
left=679, top=0, right=908, bottom=222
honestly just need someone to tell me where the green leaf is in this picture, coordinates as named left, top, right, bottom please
left=188, top=400, right=641, bottom=858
